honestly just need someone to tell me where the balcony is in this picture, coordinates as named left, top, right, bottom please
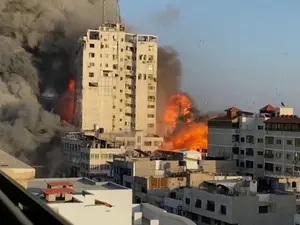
left=0, top=170, right=71, bottom=225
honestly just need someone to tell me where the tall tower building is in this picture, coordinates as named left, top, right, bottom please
left=73, top=22, right=158, bottom=134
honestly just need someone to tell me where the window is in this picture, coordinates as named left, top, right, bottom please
left=276, top=139, right=282, bottom=145
left=258, top=125, right=264, bottom=130
left=220, top=205, right=226, bottom=215
left=148, top=123, right=154, bottom=128
left=257, top=151, right=263, bottom=155
left=240, top=149, right=244, bottom=155
left=89, top=43, right=95, bottom=48
left=113, top=64, right=118, bottom=69
left=89, top=82, right=98, bottom=87
left=89, top=53, right=95, bottom=58
left=89, top=31, right=99, bottom=40
left=89, top=72, right=94, bottom=77
left=185, top=198, right=190, bottom=205
left=246, top=135, right=254, bottom=143
left=257, top=164, right=263, bottom=168
left=148, top=105, right=155, bottom=109
left=195, top=199, right=201, bottom=208
left=241, top=137, right=245, bottom=142
left=257, top=138, right=263, bottom=143
left=292, top=181, right=297, bottom=188
left=147, top=114, right=155, bottom=118
left=89, top=62, right=95, bottom=67
left=246, top=148, right=254, bottom=156
left=296, top=138, right=300, bottom=147
left=259, top=206, right=269, bottom=214
left=144, top=141, right=152, bottom=146
left=246, top=160, right=254, bottom=168
left=265, top=137, right=274, bottom=144
left=206, top=200, right=215, bottom=212
left=287, top=140, right=293, bottom=145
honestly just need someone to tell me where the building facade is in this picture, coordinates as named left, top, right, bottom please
left=73, top=22, right=158, bottom=134
left=208, top=104, right=298, bottom=178
left=61, top=132, right=126, bottom=178
left=182, top=179, right=295, bottom=225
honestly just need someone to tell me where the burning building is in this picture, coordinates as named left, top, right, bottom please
left=162, top=93, right=208, bottom=151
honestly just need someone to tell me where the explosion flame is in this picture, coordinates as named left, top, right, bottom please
left=162, top=93, right=208, bottom=150
left=58, top=79, right=76, bottom=123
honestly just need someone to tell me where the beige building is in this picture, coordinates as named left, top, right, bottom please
left=61, top=132, right=126, bottom=178
left=101, top=130, right=163, bottom=153
left=73, top=22, right=158, bottom=134
left=0, top=149, right=35, bottom=188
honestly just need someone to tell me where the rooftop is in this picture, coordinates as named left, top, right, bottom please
left=28, top=177, right=127, bottom=195
left=264, top=115, right=300, bottom=124
left=260, top=104, right=276, bottom=113
left=0, top=149, right=33, bottom=169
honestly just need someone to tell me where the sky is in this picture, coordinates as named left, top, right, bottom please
left=119, top=0, right=300, bottom=113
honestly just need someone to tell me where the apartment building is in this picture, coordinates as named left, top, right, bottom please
left=61, top=132, right=125, bottom=178
left=263, top=112, right=300, bottom=177
left=208, top=104, right=297, bottom=178
left=182, top=179, right=295, bottom=225
left=163, top=175, right=251, bottom=216
left=73, top=22, right=158, bottom=134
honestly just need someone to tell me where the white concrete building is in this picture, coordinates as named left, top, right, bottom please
left=208, top=104, right=297, bottom=178
left=27, top=178, right=195, bottom=225
left=182, top=179, right=295, bottom=225
left=73, top=22, right=158, bottom=134
left=61, top=132, right=126, bottom=178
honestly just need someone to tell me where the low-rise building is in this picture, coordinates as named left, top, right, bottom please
left=182, top=178, right=295, bottom=225
left=113, top=151, right=184, bottom=189
left=61, top=132, right=126, bottom=178
left=27, top=177, right=195, bottom=225
left=0, top=149, right=35, bottom=188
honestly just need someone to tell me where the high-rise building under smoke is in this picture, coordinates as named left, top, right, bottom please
left=73, top=22, right=158, bottom=134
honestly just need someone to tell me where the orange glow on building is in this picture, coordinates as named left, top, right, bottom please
left=58, top=79, right=76, bottom=123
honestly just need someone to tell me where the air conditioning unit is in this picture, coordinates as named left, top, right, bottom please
left=235, top=129, right=239, bottom=133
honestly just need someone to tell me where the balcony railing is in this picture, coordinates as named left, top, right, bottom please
left=0, top=170, right=71, bottom=225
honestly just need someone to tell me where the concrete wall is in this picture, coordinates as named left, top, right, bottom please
left=198, top=160, right=237, bottom=174
left=208, top=128, right=233, bottom=158
left=1, top=168, right=35, bottom=189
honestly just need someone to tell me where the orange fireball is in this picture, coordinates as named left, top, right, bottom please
left=162, top=93, right=208, bottom=150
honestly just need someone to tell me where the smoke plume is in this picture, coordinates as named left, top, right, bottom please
left=0, top=0, right=119, bottom=177
left=0, top=0, right=185, bottom=176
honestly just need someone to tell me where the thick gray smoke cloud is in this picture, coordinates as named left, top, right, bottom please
left=0, top=0, right=119, bottom=177
left=0, top=0, right=181, bottom=175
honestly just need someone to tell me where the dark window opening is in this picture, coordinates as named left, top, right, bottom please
left=89, top=82, right=98, bottom=87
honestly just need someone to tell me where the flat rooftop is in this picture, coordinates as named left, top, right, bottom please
left=28, top=177, right=127, bottom=195
left=0, top=149, right=33, bottom=169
